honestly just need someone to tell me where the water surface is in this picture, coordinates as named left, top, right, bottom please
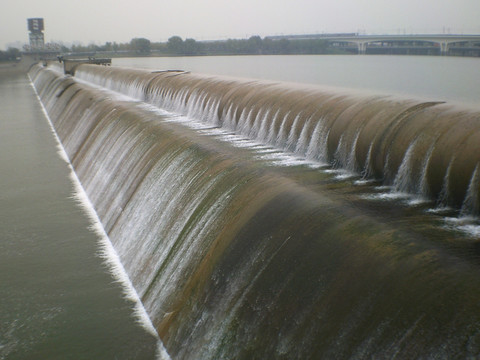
left=0, top=72, right=159, bottom=359
left=114, top=55, right=480, bottom=107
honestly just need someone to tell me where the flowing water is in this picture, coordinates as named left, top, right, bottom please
left=3, top=54, right=480, bottom=359
left=0, top=71, right=162, bottom=359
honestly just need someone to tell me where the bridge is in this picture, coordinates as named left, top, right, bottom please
left=267, top=34, right=480, bottom=56
left=59, top=57, right=111, bottom=75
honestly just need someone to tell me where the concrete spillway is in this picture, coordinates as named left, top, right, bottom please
left=29, top=63, right=480, bottom=359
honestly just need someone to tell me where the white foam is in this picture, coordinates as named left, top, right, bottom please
left=75, top=73, right=335, bottom=172
left=456, top=224, right=480, bottom=238
left=406, top=197, right=431, bottom=206
left=29, top=75, right=170, bottom=359
left=443, top=216, right=480, bottom=238
left=362, top=190, right=412, bottom=201
left=353, top=179, right=376, bottom=186
left=426, top=206, right=453, bottom=214
left=334, top=170, right=357, bottom=180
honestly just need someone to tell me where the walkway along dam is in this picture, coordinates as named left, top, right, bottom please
left=30, top=62, right=480, bottom=359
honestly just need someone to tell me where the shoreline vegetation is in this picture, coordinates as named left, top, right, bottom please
left=0, top=48, right=21, bottom=61
left=44, top=34, right=480, bottom=58
left=44, top=36, right=347, bottom=58
left=77, top=36, right=340, bottom=57
left=4, top=34, right=480, bottom=62
left=1, top=36, right=344, bottom=73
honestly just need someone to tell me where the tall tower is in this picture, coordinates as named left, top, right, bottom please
left=27, top=18, right=45, bottom=49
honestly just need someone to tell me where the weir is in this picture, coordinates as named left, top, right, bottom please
left=30, top=63, right=480, bottom=359
left=71, top=63, right=480, bottom=212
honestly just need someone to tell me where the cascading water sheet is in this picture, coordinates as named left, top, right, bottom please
left=31, top=63, right=480, bottom=360
left=74, top=63, right=480, bottom=216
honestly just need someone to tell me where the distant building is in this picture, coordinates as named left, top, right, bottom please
left=23, top=18, right=60, bottom=66
left=27, top=18, right=45, bottom=50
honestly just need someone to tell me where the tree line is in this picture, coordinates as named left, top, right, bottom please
left=0, top=48, right=21, bottom=62
left=1, top=35, right=340, bottom=58
left=164, top=35, right=331, bottom=55
left=62, top=35, right=337, bottom=56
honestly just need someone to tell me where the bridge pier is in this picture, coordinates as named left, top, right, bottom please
left=357, top=42, right=367, bottom=55
left=440, top=41, right=449, bottom=55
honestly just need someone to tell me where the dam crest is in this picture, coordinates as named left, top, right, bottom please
left=29, top=62, right=480, bottom=359
left=69, top=63, right=480, bottom=214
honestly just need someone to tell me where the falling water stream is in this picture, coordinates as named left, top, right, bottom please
left=25, top=61, right=480, bottom=359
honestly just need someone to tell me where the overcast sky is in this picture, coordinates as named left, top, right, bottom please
left=2, top=0, right=480, bottom=49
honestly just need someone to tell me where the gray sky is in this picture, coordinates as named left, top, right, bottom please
left=2, top=0, right=480, bottom=49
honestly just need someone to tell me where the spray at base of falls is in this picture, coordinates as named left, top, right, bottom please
left=30, top=64, right=480, bottom=359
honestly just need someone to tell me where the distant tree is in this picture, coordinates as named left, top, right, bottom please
left=0, top=47, right=21, bottom=61
left=278, top=39, right=291, bottom=54
left=167, top=36, right=184, bottom=54
left=130, top=38, right=151, bottom=54
left=247, top=35, right=263, bottom=54
left=262, top=38, right=275, bottom=54
left=184, top=38, right=204, bottom=55
left=87, top=43, right=101, bottom=52
left=71, top=44, right=91, bottom=53
left=118, top=42, right=129, bottom=51
left=7, top=47, right=21, bottom=60
left=150, top=42, right=168, bottom=53
left=297, top=39, right=328, bottom=54
left=60, top=45, right=70, bottom=53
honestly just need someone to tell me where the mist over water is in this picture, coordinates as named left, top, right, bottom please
left=22, top=56, right=480, bottom=359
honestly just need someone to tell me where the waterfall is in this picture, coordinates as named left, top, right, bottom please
left=461, top=164, right=480, bottom=216
left=73, top=64, right=480, bottom=214
left=30, top=63, right=480, bottom=359
left=393, top=140, right=418, bottom=194
left=305, top=119, right=329, bottom=163
left=418, top=143, right=436, bottom=197
left=437, top=158, right=455, bottom=208
left=361, top=143, right=374, bottom=179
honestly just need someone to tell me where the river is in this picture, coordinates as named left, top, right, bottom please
left=0, top=71, right=163, bottom=358
left=2, top=54, right=480, bottom=359
left=114, top=54, right=480, bottom=107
